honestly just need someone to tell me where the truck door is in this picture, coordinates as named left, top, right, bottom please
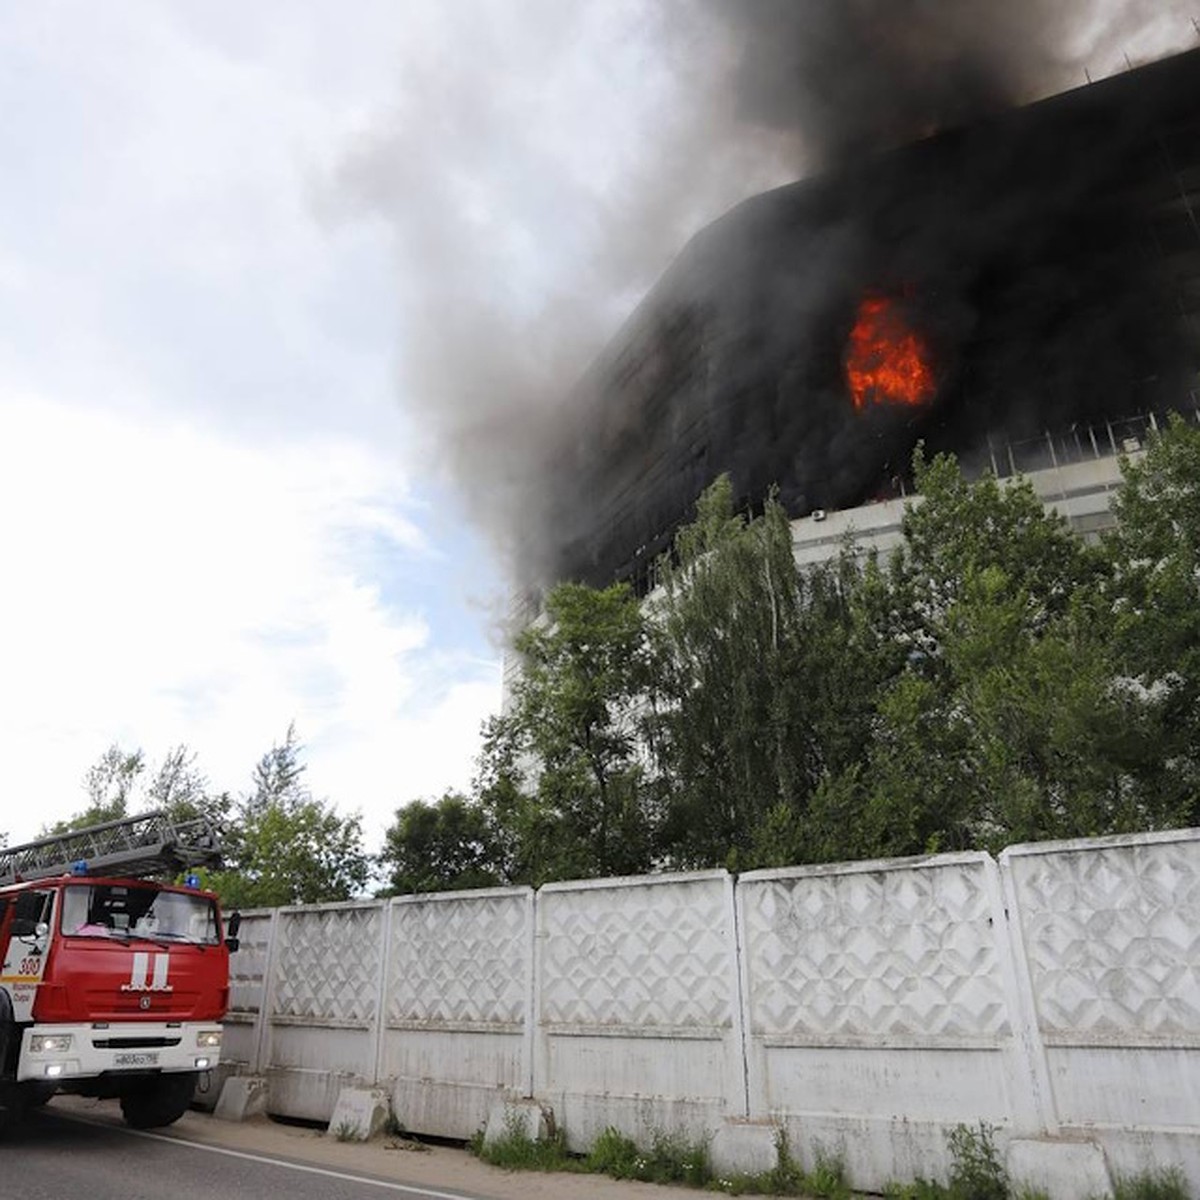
left=1, top=890, right=54, bottom=1024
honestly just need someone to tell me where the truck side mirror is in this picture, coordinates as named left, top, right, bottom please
left=225, top=910, right=241, bottom=951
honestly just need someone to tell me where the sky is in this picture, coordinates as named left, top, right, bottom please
left=1, top=1, right=1194, bottom=852
left=0, top=2, right=509, bottom=847
left=0, top=0, right=784, bottom=851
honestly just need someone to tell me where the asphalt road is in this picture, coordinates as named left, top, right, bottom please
left=0, top=1108, right=487, bottom=1200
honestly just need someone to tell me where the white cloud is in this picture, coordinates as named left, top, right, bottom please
left=0, top=394, right=500, bottom=847
left=0, top=4, right=506, bottom=854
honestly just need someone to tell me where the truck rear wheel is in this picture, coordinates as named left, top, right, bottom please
left=119, top=1071, right=198, bottom=1130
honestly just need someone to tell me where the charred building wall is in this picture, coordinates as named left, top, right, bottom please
left=540, top=48, right=1200, bottom=592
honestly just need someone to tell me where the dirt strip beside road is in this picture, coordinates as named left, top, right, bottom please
left=47, top=1095, right=718, bottom=1200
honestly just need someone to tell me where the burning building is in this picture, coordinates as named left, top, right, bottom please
left=535, top=46, right=1200, bottom=592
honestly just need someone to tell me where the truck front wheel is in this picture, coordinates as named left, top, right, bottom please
left=119, top=1071, right=198, bottom=1130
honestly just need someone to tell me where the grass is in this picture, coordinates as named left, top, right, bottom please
left=710, top=1130, right=850, bottom=1197
left=882, top=1124, right=1191, bottom=1200
left=470, top=1108, right=577, bottom=1173
left=585, top=1126, right=713, bottom=1186
left=1112, top=1168, right=1190, bottom=1200
left=332, top=1119, right=361, bottom=1142
left=472, top=1112, right=713, bottom=1185
left=883, top=1124, right=1008, bottom=1200
left=946, top=1122, right=1009, bottom=1200
left=469, top=1112, right=1193, bottom=1200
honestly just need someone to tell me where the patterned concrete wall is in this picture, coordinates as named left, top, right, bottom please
left=224, top=831, right=1200, bottom=1193
left=534, top=871, right=744, bottom=1148
left=1002, top=830, right=1200, bottom=1185
left=265, top=901, right=385, bottom=1121
left=737, top=853, right=1044, bottom=1186
left=380, top=888, right=534, bottom=1138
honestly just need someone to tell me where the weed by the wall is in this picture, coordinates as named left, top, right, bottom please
left=884, top=1179, right=953, bottom=1200
left=585, top=1127, right=642, bottom=1178
left=471, top=1109, right=576, bottom=1172
left=947, top=1123, right=1008, bottom=1200
left=585, top=1126, right=712, bottom=1186
left=1112, top=1167, right=1191, bottom=1200
left=645, top=1128, right=713, bottom=1186
left=883, top=1124, right=1006, bottom=1200
left=332, top=1119, right=360, bottom=1142
left=711, top=1130, right=849, bottom=1198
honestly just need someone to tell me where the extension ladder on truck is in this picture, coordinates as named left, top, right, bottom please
left=0, top=811, right=224, bottom=886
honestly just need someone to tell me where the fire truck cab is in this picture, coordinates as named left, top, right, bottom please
left=0, top=812, right=238, bottom=1130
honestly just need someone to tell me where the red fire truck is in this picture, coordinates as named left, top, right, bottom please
left=0, top=812, right=240, bottom=1130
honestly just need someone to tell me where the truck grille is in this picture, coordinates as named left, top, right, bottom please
left=91, top=1036, right=183, bottom=1049
left=85, top=989, right=203, bottom=1019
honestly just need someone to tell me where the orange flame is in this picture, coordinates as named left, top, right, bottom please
left=846, top=295, right=935, bottom=412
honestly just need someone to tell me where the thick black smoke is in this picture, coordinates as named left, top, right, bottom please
left=713, top=0, right=1029, bottom=158
left=538, top=7, right=1200, bottom=588
left=710, top=0, right=1190, bottom=160
left=336, top=2, right=1197, bottom=591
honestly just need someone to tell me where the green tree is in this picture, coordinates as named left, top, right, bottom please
left=39, top=744, right=144, bottom=835
left=379, top=791, right=502, bottom=895
left=44, top=742, right=232, bottom=847
left=145, top=744, right=230, bottom=828
left=500, top=580, right=660, bottom=882
left=210, top=725, right=369, bottom=907
left=1104, top=414, right=1200, bottom=822
left=828, top=449, right=1188, bottom=854
left=652, top=478, right=894, bottom=869
left=889, top=446, right=1100, bottom=660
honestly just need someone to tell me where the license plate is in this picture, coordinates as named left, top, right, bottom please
left=114, top=1052, right=159, bottom=1067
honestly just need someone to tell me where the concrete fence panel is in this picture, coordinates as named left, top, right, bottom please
left=380, top=887, right=535, bottom=1139
left=264, top=900, right=385, bottom=1122
left=737, top=853, right=1031, bottom=1190
left=1002, top=830, right=1200, bottom=1185
left=534, top=870, right=744, bottom=1150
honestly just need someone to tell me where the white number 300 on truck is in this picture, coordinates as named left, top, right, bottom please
left=0, top=812, right=240, bottom=1130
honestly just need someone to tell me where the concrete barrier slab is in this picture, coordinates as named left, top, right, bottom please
left=710, top=1121, right=781, bottom=1178
left=1008, top=1137, right=1112, bottom=1200
left=483, top=1099, right=555, bottom=1148
left=327, top=1087, right=390, bottom=1141
left=214, top=1076, right=269, bottom=1123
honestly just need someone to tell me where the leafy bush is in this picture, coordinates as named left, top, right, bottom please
left=947, top=1122, right=1008, bottom=1200
left=585, top=1127, right=641, bottom=1178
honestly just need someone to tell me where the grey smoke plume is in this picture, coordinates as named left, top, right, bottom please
left=710, top=0, right=1194, bottom=159
left=333, top=1, right=1197, bottom=587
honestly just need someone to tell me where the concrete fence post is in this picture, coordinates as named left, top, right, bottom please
left=371, top=899, right=395, bottom=1088
left=252, top=907, right=281, bottom=1076
left=727, top=872, right=752, bottom=1119
left=982, top=854, right=1057, bottom=1136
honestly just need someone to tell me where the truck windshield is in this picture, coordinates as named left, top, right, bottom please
left=60, top=883, right=220, bottom=945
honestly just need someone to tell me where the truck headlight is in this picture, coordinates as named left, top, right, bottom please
left=30, top=1034, right=73, bottom=1053
left=196, top=1029, right=223, bottom=1048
